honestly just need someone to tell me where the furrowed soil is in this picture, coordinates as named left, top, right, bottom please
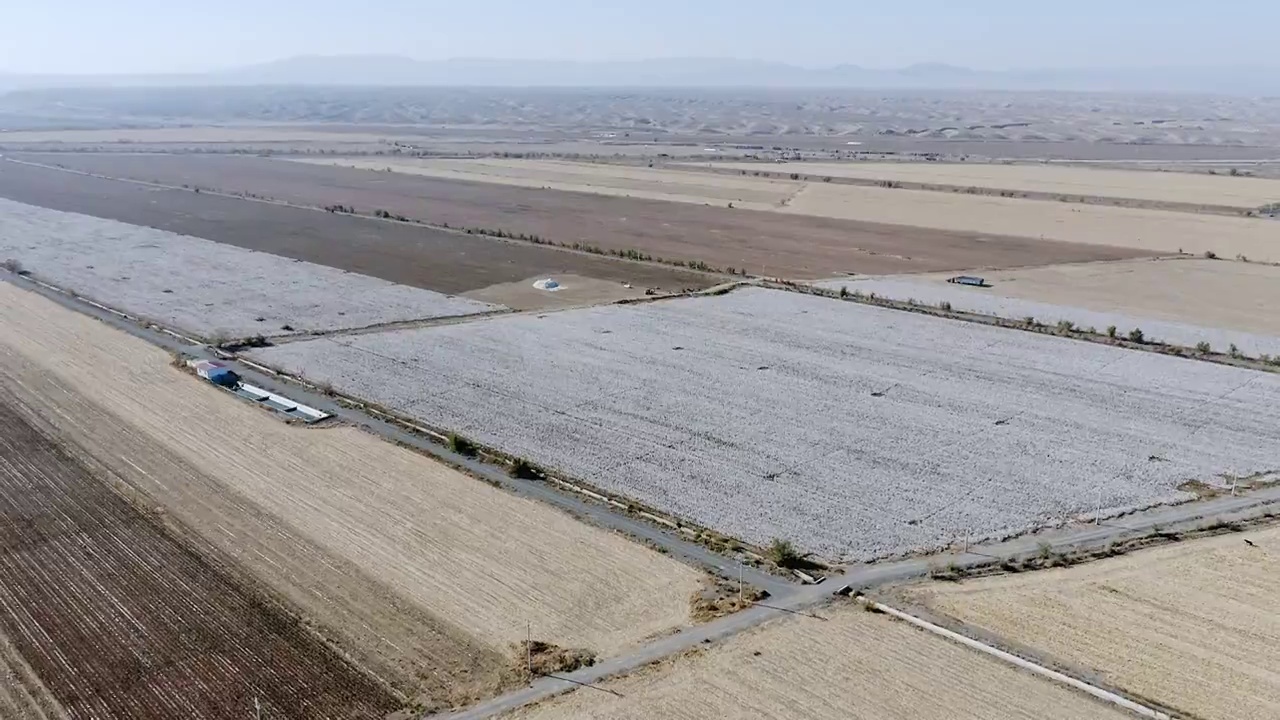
left=912, top=525, right=1280, bottom=720
left=0, top=395, right=399, bottom=720
left=0, top=158, right=712, bottom=306
left=0, top=281, right=703, bottom=711
left=0, top=626, right=68, bottom=720
left=500, top=603, right=1132, bottom=720
left=8, top=153, right=1151, bottom=279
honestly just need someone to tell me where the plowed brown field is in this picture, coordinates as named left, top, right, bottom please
left=0, top=280, right=703, bottom=711
left=0, top=396, right=398, bottom=720
left=7, top=153, right=1151, bottom=279
left=0, top=158, right=712, bottom=304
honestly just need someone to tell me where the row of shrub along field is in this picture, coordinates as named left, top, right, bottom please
left=0, top=197, right=500, bottom=340
left=0, top=394, right=400, bottom=720
left=911, top=524, right=1280, bottom=720
left=15, top=153, right=1152, bottom=280
left=0, top=158, right=716, bottom=307
left=698, top=160, right=1280, bottom=209
left=0, top=281, right=704, bottom=710
left=287, top=156, right=801, bottom=209
left=499, top=602, right=1133, bottom=720
left=251, top=287, right=1280, bottom=562
left=845, top=257, right=1280, bottom=338
left=281, top=156, right=1277, bottom=261
left=814, top=274, right=1280, bottom=359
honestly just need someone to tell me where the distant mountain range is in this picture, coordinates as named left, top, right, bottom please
left=2, top=56, right=1279, bottom=95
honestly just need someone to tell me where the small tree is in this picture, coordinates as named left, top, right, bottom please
left=448, top=432, right=476, bottom=457
left=1229, top=343, right=1242, bottom=358
left=1128, top=328, right=1145, bottom=343
left=766, top=538, right=803, bottom=569
left=839, top=286, right=849, bottom=298
left=1196, top=341, right=1212, bottom=354
left=1, top=258, right=22, bottom=274
left=509, top=459, right=538, bottom=480
left=1106, top=325, right=1118, bottom=338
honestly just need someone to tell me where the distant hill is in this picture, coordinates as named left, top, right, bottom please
left=3, top=56, right=1279, bottom=94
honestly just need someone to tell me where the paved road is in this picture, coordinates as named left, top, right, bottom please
left=9, top=271, right=1280, bottom=720
left=448, top=485, right=1280, bottom=719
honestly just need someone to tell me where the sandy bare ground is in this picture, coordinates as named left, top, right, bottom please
left=0, top=628, right=68, bottom=720
left=699, top=161, right=1280, bottom=209
left=465, top=274, right=652, bottom=309
left=784, top=182, right=1280, bottom=261
left=287, top=157, right=798, bottom=209
left=299, top=156, right=1278, bottom=261
left=0, top=282, right=702, bottom=701
left=0, top=127, right=403, bottom=144
left=912, top=525, right=1280, bottom=720
left=501, top=603, right=1130, bottom=720
left=896, top=257, right=1280, bottom=338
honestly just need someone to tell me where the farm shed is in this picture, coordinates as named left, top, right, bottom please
left=187, top=359, right=240, bottom=387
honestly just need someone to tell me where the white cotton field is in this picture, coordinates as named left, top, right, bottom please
left=252, top=288, right=1280, bottom=561
left=814, top=275, right=1280, bottom=359
left=0, top=198, right=499, bottom=338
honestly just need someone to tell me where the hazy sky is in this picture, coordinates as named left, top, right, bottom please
left=3, top=0, right=1276, bottom=74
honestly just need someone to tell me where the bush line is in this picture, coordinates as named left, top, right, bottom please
left=799, top=281, right=1280, bottom=371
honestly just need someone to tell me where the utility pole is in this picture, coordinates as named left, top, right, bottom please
left=1096, top=486, right=1103, bottom=526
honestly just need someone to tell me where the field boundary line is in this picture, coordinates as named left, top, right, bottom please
left=866, top=599, right=1174, bottom=719
left=0, top=155, right=734, bottom=282
left=766, top=278, right=1280, bottom=373
left=665, top=161, right=1258, bottom=217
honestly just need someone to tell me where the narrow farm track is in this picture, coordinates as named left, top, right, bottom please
left=0, top=398, right=400, bottom=719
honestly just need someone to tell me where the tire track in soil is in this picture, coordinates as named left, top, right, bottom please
left=0, top=397, right=400, bottom=720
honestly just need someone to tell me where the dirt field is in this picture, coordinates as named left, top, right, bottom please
left=0, top=159, right=713, bottom=307
left=0, top=627, right=68, bottom=720
left=783, top=182, right=1279, bottom=261
left=0, top=127, right=404, bottom=144
left=15, top=153, right=1153, bottom=279
left=273, top=155, right=1273, bottom=261
left=897, top=257, right=1280, bottom=338
left=463, top=273, right=653, bottom=308
left=289, top=157, right=801, bottom=208
left=0, top=393, right=398, bottom=719
left=700, top=160, right=1280, bottom=209
left=299, top=155, right=1280, bottom=261
left=912, top=525, right=1280, bottom=720
left=501, top=602, right=1130, bottom=719
left=0, top=281, right=704, bottom=709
